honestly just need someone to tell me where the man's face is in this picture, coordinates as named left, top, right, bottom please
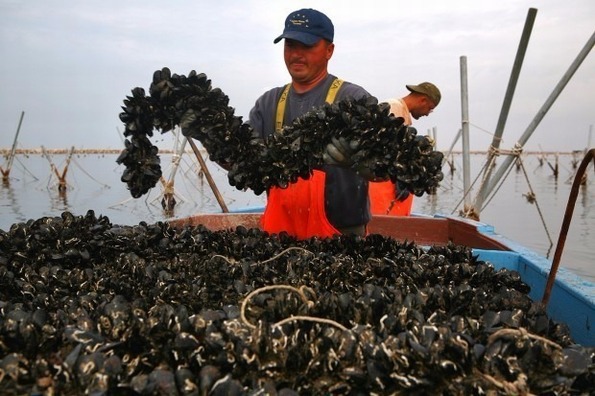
left=284, top=39, right=334, bottom=84
left=411, top=96, right=436, bottom=120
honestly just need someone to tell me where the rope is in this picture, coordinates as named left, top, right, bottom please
left=518, top=158, right=554, bottom=246
left=485, top=142, right=524, bottom=157
left=240, top=284, right=317, bottom=330
left=486, top=327, right=562, bottom=350
left=272, top=315, right=348, bottom=332
left=508, top=142, right=524, bottom=156
left=209, top=254, right=237, bottom=265
left=469, top=145, right=500, bottom=206
left=480, top=142, right=524, bottom=211
left=161, top=178, right=175, bottom=195
left=480, top=160, right=516, bottom=211
left=450, top=157, right=492, bottom=215
left=453, top=142, right=530, bottom=218
left=257, top=247, right=315, bottom=266
left=171, top=153, right=181, bottom=167
left=239, top=283, right=349, bottom=333
left=13, top=155, right=39, bottom=180
left=468, top=122, right=499, bottom=138
left=476, top=370, right=533, bottom=395
left=210, top=247, right=315, bottom=268
left=71, top=157, right=111, bottom=188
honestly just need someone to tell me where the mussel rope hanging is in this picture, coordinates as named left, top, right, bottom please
left=116, top=67, right=444, bottom=198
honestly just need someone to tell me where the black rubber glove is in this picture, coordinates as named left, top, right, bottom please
left=323, top=137, right=358, bottom=166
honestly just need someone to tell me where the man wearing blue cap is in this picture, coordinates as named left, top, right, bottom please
left=248, top=8, right=372, bottom=239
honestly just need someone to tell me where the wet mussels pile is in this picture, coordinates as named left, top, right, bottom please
left=1, top=211, right=593, bottom=395
left=116, top=67, right=443, bottom=197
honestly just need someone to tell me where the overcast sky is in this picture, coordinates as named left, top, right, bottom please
left=1, top=0, right=593, bottom=153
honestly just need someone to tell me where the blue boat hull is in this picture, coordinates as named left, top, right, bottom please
left=470, top=227, right=595, bottom=347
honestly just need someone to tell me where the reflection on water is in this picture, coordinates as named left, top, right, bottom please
left=49, top=185, right=69, bottom=212
left=2, top=177, right=25, bottom=222
left=0, top=153, right=593, bottom=281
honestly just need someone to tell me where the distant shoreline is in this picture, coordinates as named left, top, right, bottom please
left=0, top=148, right=194, bottom=155
left=0, top=148, right=586, bottom=156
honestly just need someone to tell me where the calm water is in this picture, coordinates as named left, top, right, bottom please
left=1, top=152, right=593, bottom=281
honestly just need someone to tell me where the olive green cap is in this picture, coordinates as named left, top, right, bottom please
left=406, top=82, right=441, bottom=105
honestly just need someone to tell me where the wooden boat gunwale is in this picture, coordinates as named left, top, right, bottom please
left=169, top=211, right=510, bottom=250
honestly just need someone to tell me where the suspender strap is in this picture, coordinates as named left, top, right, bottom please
left=275, top=84, right=291, bottom=133
left=325, top=78, right=344, bottom=104
left=275, top=78, right=344, bottom=133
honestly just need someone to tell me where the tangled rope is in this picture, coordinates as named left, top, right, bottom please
left=240, top=284, right=317, bottom=330
left=116, top=67, right=444, bottom=198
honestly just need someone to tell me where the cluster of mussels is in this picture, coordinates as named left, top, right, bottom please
left=116, top=67, right=444, bottom=197
left=1, top=211, right=593, bottom=395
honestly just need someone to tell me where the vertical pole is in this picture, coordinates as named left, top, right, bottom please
left=160, top=130, right=189, bottom=210
left=482, top=30, right=595, bottom=197
left=460, top=56, right=472, bottom=210
left=474, top=8, right=537, bottom=213
left=167, top=129, right=187, bottom=182
left=4, top=111, right=25, bottom=177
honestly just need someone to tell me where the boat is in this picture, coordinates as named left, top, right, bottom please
left=170, top=209, right=595, bottom=347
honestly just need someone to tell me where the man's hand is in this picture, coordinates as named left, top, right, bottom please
left=323, top=137, right=358, bottom=166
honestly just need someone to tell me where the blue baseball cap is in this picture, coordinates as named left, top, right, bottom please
left=274, top=9, right=334, bottom=46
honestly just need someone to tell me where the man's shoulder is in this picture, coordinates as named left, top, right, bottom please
left=384, top=98, right=410, bottom=120
left=257, top=84, right=289, bottom=101
left=251, top=84, right=290, bottom=115
left=336, top=79, right=370, bottom=100
left=385, top=97, right=407, bottom=110
left=384, top=97, right=403, bottom=104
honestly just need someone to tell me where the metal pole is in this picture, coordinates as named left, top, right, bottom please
left=474, top=8, right=537, bottom=212
left=187, top=138, right=229, bottom=213
left=482, top=30, right=595, bottom=196
left=5, top=111, right=25, bottom=173
left=40, top=145, right=61, bottom=182
left=542, top=148, right=595, bottom=306
left=159, top=131, right=189, bottom=210
left=166, top=130, right=187, bottom=183
left=444, top=129, right=462, bottom=161
left=460, top=56, right=471, bottom=209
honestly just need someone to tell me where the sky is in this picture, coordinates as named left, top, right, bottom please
left=0, top=0, right=593, bottom=153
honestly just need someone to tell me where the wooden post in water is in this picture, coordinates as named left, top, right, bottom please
left=1, top=111, right=25, bottom=182
left=187, top=138, right=229, bottom=213
left=41, top=145, right=75, bottom=192
left=159, top=130, right=188, bottom=212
